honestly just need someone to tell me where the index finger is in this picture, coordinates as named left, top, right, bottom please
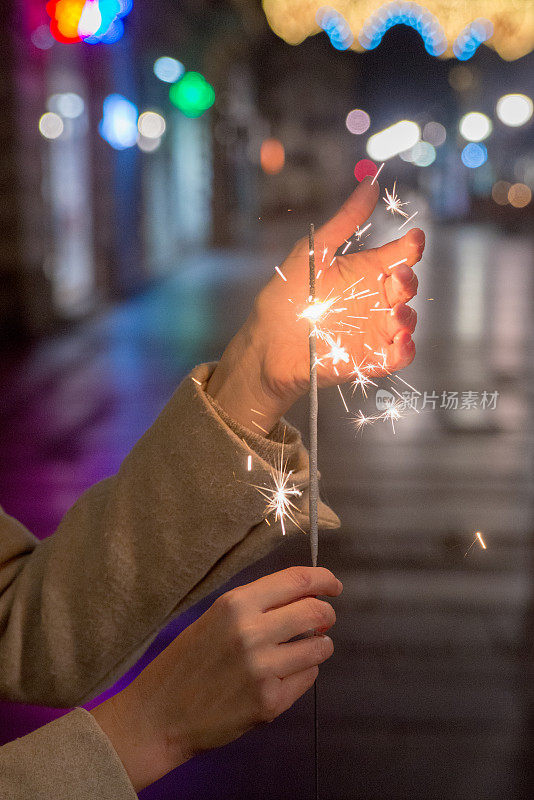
left=241, top=566, right=343, bottom=612
left=315, top=177, right=380, bottom=253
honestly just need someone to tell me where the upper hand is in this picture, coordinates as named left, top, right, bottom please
left=208, top=178, right=425, bottom=432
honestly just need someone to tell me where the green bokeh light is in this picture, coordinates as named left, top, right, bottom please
left=169, top=72, right=215, bottom=118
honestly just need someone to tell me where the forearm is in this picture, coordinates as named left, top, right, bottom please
left=0, top=708, right=137, bottom=800
left=0, top=364, right=337, bottom=707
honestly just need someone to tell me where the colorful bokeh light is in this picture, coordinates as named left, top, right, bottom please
left=461, top=142, right=487, bottom=169
left=98, top=94, right=138, bottom=150
left=260, top=139, right=285, bottom=174
left=345, top=109, right=371, bottom=135
left=508, top=183, right=532, bottom=208
left=154, top=57, right=185, bottom=83
left=354, top=159, right=377, bottom=182
left=169, top=72, right=215, bottom=118
left=46, top=0, right=132, bottom=44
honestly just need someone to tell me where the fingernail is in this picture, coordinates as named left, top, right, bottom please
left=397, top=305, right=410, bottom=322
left=394, top=264, right=412, bottom=281
left=411, top=228, right=425, bottom=247
left=337, top=579, right=343, bottom=593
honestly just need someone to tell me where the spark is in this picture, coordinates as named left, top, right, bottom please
left=350, top=359, right=377, bottom=399
left=191, top=377, right=202, bottom=386
left=322, top=246, right=328, bottom=263
left=329, top=256, right=337, bottom=267
left=355, top=222, right=372, bottom=241
left=387, top=257, right=408, bottom=270
left=392, top=374, right=421, bottom=396
left=464, top=530, right=488, bottom=557
left=251, top=407, right=267, bottom=416
left=250, top=447, right=303, bottom=536
left=351, top=409, right=377, bottom=433
left=370, top=307, right=393, bottom=312
left=371, top=162, right=385, bottom=185
left=380, top=401, right=404, bottom=433
left=388, top=384, right=419, bottom=412
left=275, top=265, right=288, bottom=282
left=247, top=455, right=252, bottom=471
left=316, top=269, right=323, bottom=279
left=398, top=211, right=419, bottom=230
left=341, top=240, right=352, bottom=255
left=383, top=181, right=409, bottom=218
left=325, top=335, right=350, bottom=366
left=299, top=296, right=338, bottom=324
left=251, top=419, right=269, bottom=434
left=342, top=277, right=364, bottom=296
left=337, top=384, right=349, bottom=413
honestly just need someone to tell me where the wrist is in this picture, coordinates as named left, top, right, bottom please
left=207, top=324, right=293, bottom=435
left=89, top=690, right=189, bottom=792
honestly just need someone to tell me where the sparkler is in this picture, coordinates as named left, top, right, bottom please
left=308, top=223, right=320, bottom=800
left=308, top=223, right=319, bottom=569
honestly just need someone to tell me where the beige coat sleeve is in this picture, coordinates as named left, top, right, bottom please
left=0, top=362, right=339, bottom=708
left=0, top=708, right=137, bottom=800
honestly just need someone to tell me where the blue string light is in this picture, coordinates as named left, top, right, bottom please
left=453, top=18, right=493, bottom=61
left=316, top=7, right=354, bottom=51
left=358, top=2, right=447, bottom=57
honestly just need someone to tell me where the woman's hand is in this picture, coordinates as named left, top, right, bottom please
left=207, top=177, right=425, bottom=433
left=90, top=567, right=342, bottom=792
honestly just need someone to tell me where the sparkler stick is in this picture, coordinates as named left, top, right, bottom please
left=308, top=224, right=320, bottom=800
left=308, top=224, right=319, bottom=568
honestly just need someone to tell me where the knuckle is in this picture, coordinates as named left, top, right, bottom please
left=215, top=588, right=244, bottom=620
left=257, top=682, right=281, bottom=722
left=285, top=566, right=312, bottom=594
left=305, top=598, right=335, bottom=629
left=234, top=623, right=259, bottom=653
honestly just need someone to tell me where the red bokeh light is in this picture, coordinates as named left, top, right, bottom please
left=354, top=159, right=378, bottom=182
left=46, top=0, right=83, bottom=43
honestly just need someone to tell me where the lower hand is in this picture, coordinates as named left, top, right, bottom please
left=208, top=177, right=425, bottom=433
left=90, top=567, right=342, bottom=791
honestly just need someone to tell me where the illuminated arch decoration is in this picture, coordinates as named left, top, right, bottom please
left=46, top=0, right=133, bottom=44
left=358, top=3, right=447, bottom=56
left=262, top=0, right=534, bottom=61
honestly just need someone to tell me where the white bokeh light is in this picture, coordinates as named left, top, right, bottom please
left=48, top=93, right=85, bottom=119
left=459, top=112, right=492, bottom=142
left=39, top=112, right=64, bottom=140
left=137, top=134, right=162, bottom=153
left=496, top=94, right=533, bottom=127
left=137, top=111, right=166, bottom=139
left=367, top=120, right=420, bottom=161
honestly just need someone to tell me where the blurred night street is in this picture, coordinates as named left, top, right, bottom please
left=2, top=1, right=534, bottom=798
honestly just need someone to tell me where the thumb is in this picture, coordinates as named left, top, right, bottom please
left=315, top=176, right=380, bottom=254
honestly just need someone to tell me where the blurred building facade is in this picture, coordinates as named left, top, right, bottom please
left=2, top=0, right=534, bottom=344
